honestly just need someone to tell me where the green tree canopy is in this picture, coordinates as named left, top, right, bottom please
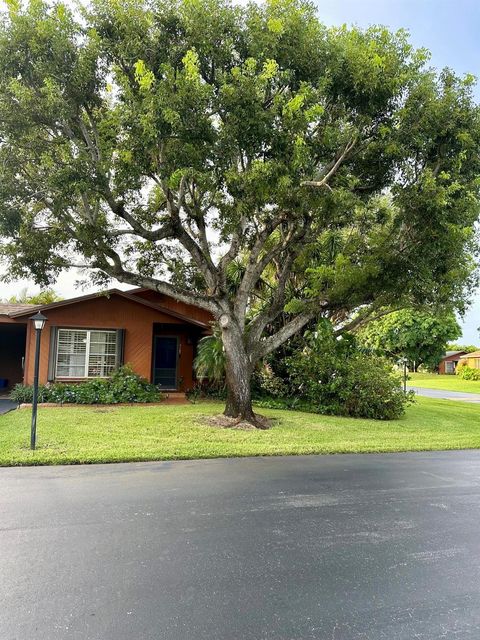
left=358, top=308, right=462, bottom=369
left=0, top=0, right=479, bottom=422
left=447, top=343, right=479, bottom=354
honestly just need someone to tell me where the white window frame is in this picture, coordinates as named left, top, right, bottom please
left=445, top=361, right=455, bottom=374
left=55, top=329, right=117, bottom=379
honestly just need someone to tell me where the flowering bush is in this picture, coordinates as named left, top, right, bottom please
left=10, top=365, right=162, bottom=404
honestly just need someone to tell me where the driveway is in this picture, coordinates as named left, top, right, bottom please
left=409, top=385, right=480, bottom=403
left=1, top=453, right=480, bottom=639
left=0, top=398, right=17, bottom=414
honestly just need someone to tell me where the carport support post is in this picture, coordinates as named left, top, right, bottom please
left=29, top=312, right=47, bottom=451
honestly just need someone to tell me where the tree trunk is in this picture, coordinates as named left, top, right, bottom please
left=224, top=376, right=254, bottom=421
left=220, top=315, right=258, bottom=425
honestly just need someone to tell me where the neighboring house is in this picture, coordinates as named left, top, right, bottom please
left=458, top=351, right=480, bottom=370
left=0, top=288, right=213, bottom=392
left=438, top=351, right=467, bottom=375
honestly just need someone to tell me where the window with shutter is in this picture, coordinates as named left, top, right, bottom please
left=55, top=329, right=118, bottom=378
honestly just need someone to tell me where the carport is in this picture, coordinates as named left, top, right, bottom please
left=0, top=303, right=33, bottom=392
left=0, top=323, right=27, bottom=391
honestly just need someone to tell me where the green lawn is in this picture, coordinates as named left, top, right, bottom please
left=1, top=397, right=480, bottom=466
left=409, top=372, right=480, bottom=393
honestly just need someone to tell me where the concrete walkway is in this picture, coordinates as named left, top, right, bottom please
left=408, top=385, right=480, bottom=403
left=0, top=399, right=18, bottom=415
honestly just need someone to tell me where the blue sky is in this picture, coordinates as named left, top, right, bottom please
left=316, top=0, right=480, bottom=344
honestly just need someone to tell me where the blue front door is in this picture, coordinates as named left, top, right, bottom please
left=153, top=337, right=178, bottom=389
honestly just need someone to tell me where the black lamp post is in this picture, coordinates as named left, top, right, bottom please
left=29, top=311, right=47, bottom=450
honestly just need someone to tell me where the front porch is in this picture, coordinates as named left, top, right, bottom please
left=151, top=323, right=203, bottom=391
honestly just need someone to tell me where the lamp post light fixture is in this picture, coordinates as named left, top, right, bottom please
left=397, top=357, right=409, bottom=394
left=29, top=311, right=47, bottom=450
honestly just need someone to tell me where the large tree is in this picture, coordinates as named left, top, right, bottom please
left=358, top=308, right=462, bottom=370
left=0, top=0, right=479, bottom=424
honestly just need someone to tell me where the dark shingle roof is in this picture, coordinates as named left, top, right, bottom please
left=0, top=302, right=38, bottom=316
left=6, top=289, right=210, bottom=328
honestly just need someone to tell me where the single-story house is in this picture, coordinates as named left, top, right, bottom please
left=0, top=288, right=213, bottom=392
left=438, top=351, right=467, bottom=375
left=458, top=350, right=480, bottom=370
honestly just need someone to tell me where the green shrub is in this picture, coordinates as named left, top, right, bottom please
left=10, top=383, right=50, bottom=404
left=10, top=365, right=162, bottom=404
left=252, top=363, right=289, bottom=399
left=106, top=365, right=162, bottom=402
left=457, top=366, right=480, bottom=381
left=185, top=381, right=227, bottom=402
left=253, top=396, right=306, bottom=411
left=285, top=324, right=413, bottom=420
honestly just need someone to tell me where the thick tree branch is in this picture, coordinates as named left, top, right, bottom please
left=246, top=254, right=295, bottom=348
left=77, top=117, right=100, bottom=163
left=234, top=213, right=288, bottom=322
left=84, top=106, right=102, bottom=162
left=255, top=311, right=315, bottom=360
left=218, top=213, right=248, bottom=273
left=105, top=194, right=174, bottom=242
left=180, top=178, right=216, bottom=276
left=333, top=306, right=402, bottom=335
left=61, top=115, right=175, bottom=245
left=159, top=173, right=218, bottom=291
left=236, top=219, right=308, bottom=326
left=301, top=136, right=357, bottom=188
left=92, top=247, right=219, bottom=313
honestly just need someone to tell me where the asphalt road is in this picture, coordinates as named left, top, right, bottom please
left=2, top=453, right=480, bottom=640
left=409, top=386, right=480, bottom=403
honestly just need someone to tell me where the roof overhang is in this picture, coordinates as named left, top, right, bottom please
left=8, top=288, right=210, bottom=329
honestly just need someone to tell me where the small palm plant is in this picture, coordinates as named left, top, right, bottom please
left=194, top=330, right=226, bottom=385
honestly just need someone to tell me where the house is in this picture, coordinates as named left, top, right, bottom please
left=438, top=351, right=467, bottom=374
left=458, top=351, right=480, bottom=370
left=0, top=288, right=213, bottom=392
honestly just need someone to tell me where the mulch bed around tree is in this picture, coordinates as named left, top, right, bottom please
left=198, top=413, right=274, bottom=430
